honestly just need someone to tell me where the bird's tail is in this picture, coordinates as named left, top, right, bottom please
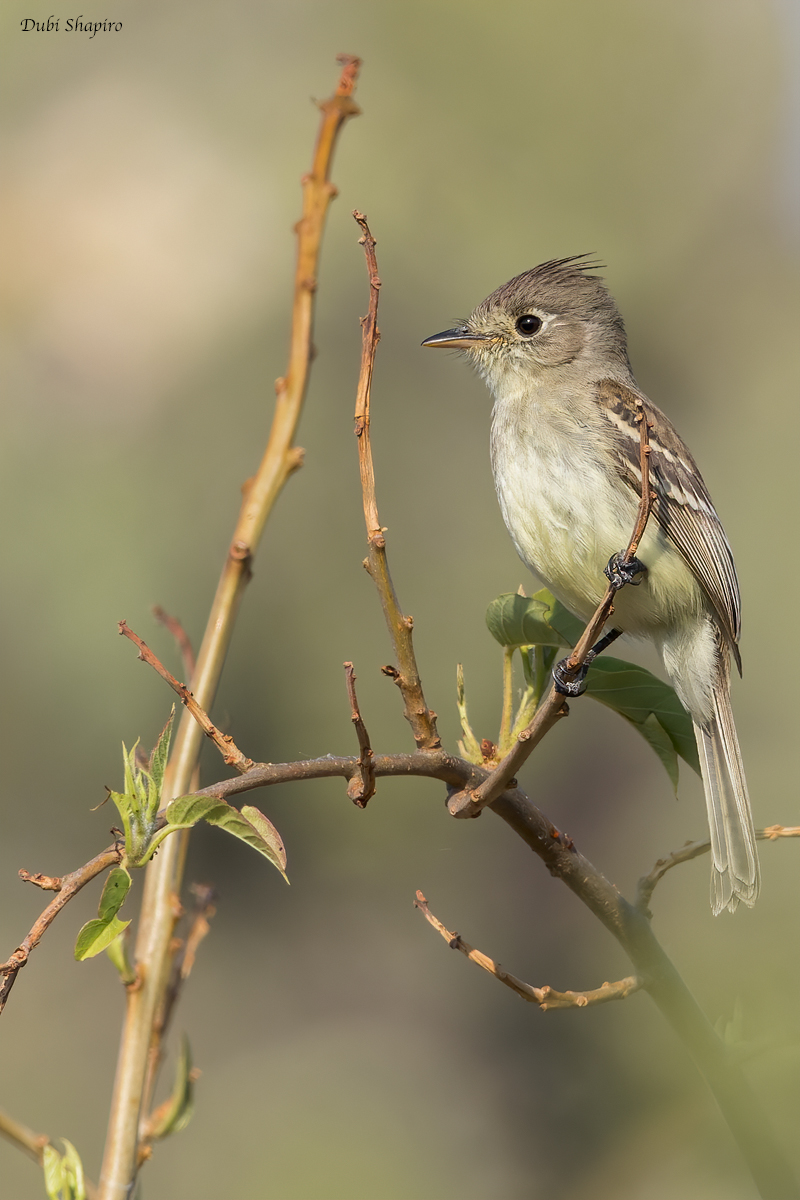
left=694, top=659, right=760, bottom=914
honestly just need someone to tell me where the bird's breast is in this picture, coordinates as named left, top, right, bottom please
left=489, top=389, right=703, bottom=634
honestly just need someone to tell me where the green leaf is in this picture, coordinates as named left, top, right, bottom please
left=105, top=927, right=136, bottom=985
left=486, top=592, right=567, bottom=648
left=43, top=1145, right=64, bottom=1200
left=149, top=1035, right=195, bottom=1139
left=149, top=706, right=175, bottom=795
left=537, top=591, right=587, bottom=647
left=494, top=588, right=699, bottom=786
left=97, top=867, right=131, bottom=922
left=584, top=656, right=700, bottom=780
left=161, top=795, right=288, bottom=880
left=165, top=795, right=231, bottom=828
left=74, top=914, right=131, bottom=961
left=60, top=1139, right=86, bottom=1200
left=240, top=805, right=288, bottom=879
left=121, top=740, right=138, bottom=803
left=108, top=790, right=136, bottom=826
left=209, top=804, right=289, bottom=881
left=637, top=713, right=680, bottom=792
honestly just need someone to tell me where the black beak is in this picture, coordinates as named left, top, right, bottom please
left=421, top=327, right=488, bottom=349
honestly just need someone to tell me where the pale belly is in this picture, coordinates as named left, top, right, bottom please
left=491, top=420, right=705, bottom=638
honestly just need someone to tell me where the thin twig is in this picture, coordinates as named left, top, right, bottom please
left=343, top=662, right=376, bottom=807
left=352, top=211, right=440, bottom=751
left=18, top=870, right=61, bottom=891
left=99, top=59, right=361, bottom=1200
left=0, top=1108, right=50, bottom=1164
left=414, top=891, right=641, bottom=1009
left=139, top=885, right=216, bottom=1159
left=637, top=825, right=800, bottom=912
left=453, top=404, right=655, bottom=817
left=0, top=844, right=122, bottom=1014
left=0, top=1110, right=99, bottom=1199
left=152, top=606, right=196, bottom=682
left=118, top=622, right=254, bottom=774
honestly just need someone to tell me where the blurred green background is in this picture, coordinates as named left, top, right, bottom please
left=1, top=1, right=798, bottom=1197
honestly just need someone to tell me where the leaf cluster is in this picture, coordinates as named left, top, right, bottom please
left=484, top=588, right=700, bottom=790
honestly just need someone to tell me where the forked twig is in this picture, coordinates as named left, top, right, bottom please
left=452, top=403, right=655, bottom=817
left=343, top=663, right=376, bottom=807
left=414, top=892, right=642, bottom=1010
left=0, top=844, right=122, bottom=1014
left=352, top=211, right=440, bottom=752
left=118, top=622, right=254, bottom=774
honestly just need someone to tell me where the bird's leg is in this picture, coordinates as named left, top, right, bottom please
left=552, top=627, right=624, bottom=696
left=587, top=626, right=624, bottom=658
left=604, top=552, right=647, bottom=590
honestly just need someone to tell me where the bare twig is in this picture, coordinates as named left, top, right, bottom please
left=18, top=870, right=61, bottom=891
left=139, top=885, right=216, bottom=1159
left=352, top=211, right=441, bottom=751
left=118, top=622, right=254, bottom=774
left=414, top=892, right=642, bottom=1010
left=152, top=606, right=196, bottom=682
left=0, top=1108, right=50, bottom=1164
left=1, top=844, right=122, bottom=1014
left=451, top=404, right=655, bottom=817
left=99, top=59, right=361, bottom=1200
left=191, top=751, right=800, bottom=1197
left=638, top=825, right=800, bottom=912
left=343, top=662, right=376, bottom=807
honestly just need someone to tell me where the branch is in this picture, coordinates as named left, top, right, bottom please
left=118, top=622, right=254, bottom=773
left=450, top=403, right=655, bottom=817
left=637, top=825, right=800, bottom=912
left=343, top=663, right=376, bottom=807
left=352, top=211, right=441, bottom=751
left=139, top=885, right=216, bottom=1159
left=99, top=58, right=361, bottom=1200
left=414, top=892, right=642, bottom=1010
left=0, top=1110, right=99, bottom=1199
left=0, top=1108, right=50, bottom=1164
left=152, top=606, right=196, bottom=682
left=0, top=844, right=122, bottom=1014
left=194, top=753, right=799, bottom=1197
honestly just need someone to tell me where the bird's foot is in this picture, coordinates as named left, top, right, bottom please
left=553, top=655, right=593, bottom=697
left=604, top=552, right=647, bottom=590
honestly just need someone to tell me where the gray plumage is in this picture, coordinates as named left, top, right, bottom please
left=423, top=257, right=759, bottom=914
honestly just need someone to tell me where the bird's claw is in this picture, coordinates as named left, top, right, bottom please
left=604, top=552, right=647, bottom=590
left=553, top=656, right=592, bottom=697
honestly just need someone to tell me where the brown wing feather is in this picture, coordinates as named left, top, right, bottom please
left=596, top=380, right=742, bottom=672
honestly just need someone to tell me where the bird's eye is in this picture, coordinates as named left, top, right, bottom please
left=516, top=314, right=543, bottom=336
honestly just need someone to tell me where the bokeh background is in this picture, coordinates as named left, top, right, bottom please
left=1, top=2, right=799, bottom=1197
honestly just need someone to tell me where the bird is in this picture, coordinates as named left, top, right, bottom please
left=422, top=256, right=759, bottom=915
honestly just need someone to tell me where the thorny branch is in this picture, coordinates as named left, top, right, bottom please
left=343, top=662, right=376, bottom=807
left=352, top=211, right=440, bottom=752
left=414, top=892, right=642, bottom=1009
left=449, top=401, right=655, bottom=817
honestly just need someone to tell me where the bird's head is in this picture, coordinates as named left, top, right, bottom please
left=422, top=256, right=630, bottom=392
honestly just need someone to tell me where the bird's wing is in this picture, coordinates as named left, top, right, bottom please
left=595, top=379, right=742, bottom=670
